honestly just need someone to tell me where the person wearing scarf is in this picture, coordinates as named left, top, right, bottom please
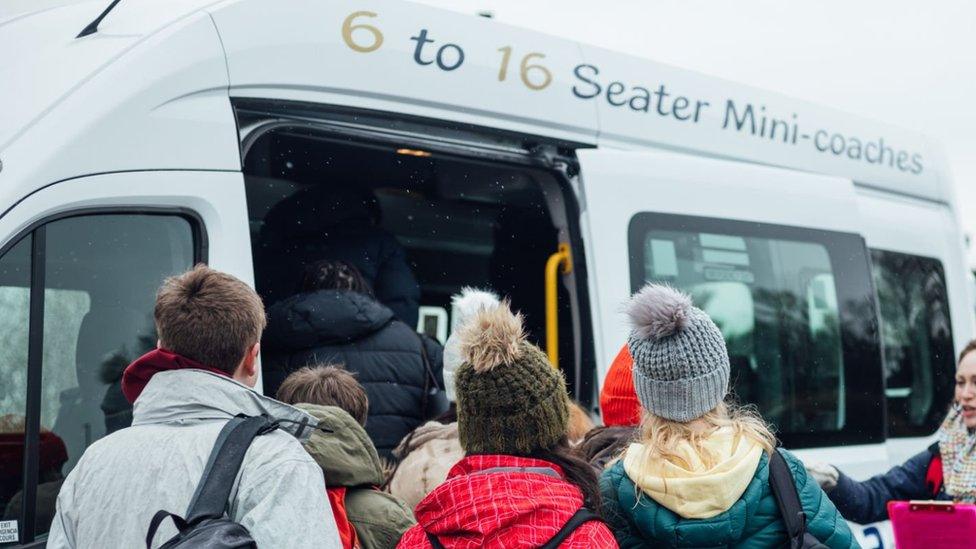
left=806, top=339, right=976, bottom=523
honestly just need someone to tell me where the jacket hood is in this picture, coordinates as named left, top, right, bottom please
left=579, top=425, right=636, bottom=470
left=131, top=369, right=317, bottom=442
left=392, top=421, right=458, bottom=458
left=294, top=403, right=385, bottom=487
left=264, top=290, right=395, bottom=351
left=622, top=427, right=763, bottom=519
left=414, top=454, right=584, bottom=545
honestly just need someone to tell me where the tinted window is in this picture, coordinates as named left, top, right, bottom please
left=0, top=236, right=31, bottom=532
left=0, top=213, right=198, bottom=543
left=629, top=213, right=884, bottom=449
left=871, top=249, right=955, bottom=437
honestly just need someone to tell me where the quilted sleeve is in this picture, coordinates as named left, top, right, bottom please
left=783, top=450, right=861, bottom=549
left=598, top=465, right=648, bottom=549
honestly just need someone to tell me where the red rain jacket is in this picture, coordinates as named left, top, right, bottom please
left=397, top=454, right=617, bottom=548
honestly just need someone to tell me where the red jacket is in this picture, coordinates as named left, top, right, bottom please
left=397, top=454, right=617, bottom=549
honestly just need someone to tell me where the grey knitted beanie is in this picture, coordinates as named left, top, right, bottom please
left=625, top=284, right=730, bottom=422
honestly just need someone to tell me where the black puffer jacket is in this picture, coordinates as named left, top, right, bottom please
left=262, top=289, right=443, bottom=459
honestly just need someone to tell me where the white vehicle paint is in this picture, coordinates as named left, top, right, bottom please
left=2, top=1, right=972, bottom=547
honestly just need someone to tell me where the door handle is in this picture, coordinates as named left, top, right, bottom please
left=545, top=243, right=572, bottom=369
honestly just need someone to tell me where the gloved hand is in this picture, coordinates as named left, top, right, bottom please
left=805, top=462, right=839, bottom=492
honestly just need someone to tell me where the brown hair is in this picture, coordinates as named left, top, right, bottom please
left=528, top=438, right=603, bottom=516
left=567, top=400, right=595, bottom=444
left=959, top=339, right=976, bottom=364
left=276, top=365, right=369, bottom=426
left=155, top=264, right=266, bottom=375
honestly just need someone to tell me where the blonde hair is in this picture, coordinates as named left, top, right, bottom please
left=636, top=401, right=776, bottom=470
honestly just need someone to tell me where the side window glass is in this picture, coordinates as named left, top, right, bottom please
left=33, top=214, right=195, bottom=536
left=0, top=214, right=196, bottom=541
left=0, top=236, right=31, bottom=533
left=630, top=213, right=884, bottom=449
left=643, top=231, right=844, bottom=433
left=871, top=249, right=955, bottom=437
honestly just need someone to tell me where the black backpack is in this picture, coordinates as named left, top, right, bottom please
left=767, top=449, right=830, bottom=549
left=424, top=508, right=601, bottom=549
left=145, top=415, right=278, bottom=548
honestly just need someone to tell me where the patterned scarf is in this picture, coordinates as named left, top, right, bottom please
left=938, top=407, right=976, bottom=503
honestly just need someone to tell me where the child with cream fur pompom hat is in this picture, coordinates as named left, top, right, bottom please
left=388, top=288, right=500, bottom=510
left=397, top=300, right=615, bottom=547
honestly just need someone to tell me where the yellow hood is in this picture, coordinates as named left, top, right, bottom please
left=622, top=427, right=763, bottom=519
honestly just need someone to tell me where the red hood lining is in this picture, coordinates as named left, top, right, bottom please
left=121, top=348, right=231, bottom=404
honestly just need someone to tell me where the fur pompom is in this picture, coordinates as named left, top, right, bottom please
left=451, top=287, right=502, bottom=330
left=459, top=303, right=525, bottom=372
left=625, top=284, right=693, bottom=340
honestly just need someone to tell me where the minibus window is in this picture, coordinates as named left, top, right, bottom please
left=629, top=213, right=884, bottom=448
left=0, top=236, right=31, bottom=529
left=0, top=213, right=197, bottom=541
left=870, top=249, right=955, bottom=437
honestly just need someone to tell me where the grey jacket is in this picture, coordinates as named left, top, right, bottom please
left=47, top=369, right=341, bottom=548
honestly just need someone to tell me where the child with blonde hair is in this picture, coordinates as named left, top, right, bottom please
left=599, top=284, right=857, bottom=548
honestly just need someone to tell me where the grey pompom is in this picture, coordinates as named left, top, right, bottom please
left=625, top=284, right=693, bottom=340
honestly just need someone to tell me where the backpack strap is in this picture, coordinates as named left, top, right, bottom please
left=425, top=531, right=447, bottom=549
left=183, top=415, right=278, bottom=524
left=925, top=442, right=943, bottom=497
left=539, top=508, right=601, bottom=549
left=146, top=510, right=188, bottom=548
left=767, top=449, right=808, bottom=547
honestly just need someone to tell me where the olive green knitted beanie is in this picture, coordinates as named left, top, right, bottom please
left=454, top=304, right=570, bottom=455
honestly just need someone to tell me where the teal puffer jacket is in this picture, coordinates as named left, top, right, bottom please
left=599, top=449, right=860, bottom=548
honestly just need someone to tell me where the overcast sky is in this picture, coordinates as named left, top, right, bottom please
left=416, top=0, right=976, bottom=263
left=7, top=0, right=976, bottom=261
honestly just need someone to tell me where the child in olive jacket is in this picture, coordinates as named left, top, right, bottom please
left=278, top=366, right=415, bottom=549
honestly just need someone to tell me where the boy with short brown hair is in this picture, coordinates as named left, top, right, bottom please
left=276, top=365, right=368, bottom=426
left=153, top=264, right=266, bottom=374
left=278, top=365, right=416, bottom=549
left=48, top=265, right=339, bottom=549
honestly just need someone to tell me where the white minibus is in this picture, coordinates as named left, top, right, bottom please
left=0, top=1, right=971, bottom=546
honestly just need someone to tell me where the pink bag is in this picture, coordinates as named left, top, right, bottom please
left=887, top=500, right=976, bottom=548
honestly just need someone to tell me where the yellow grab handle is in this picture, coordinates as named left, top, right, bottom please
left=545, top=243, right=572, bottom=369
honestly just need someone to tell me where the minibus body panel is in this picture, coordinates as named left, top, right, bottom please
left=0, top=7, right=238, bottom=216
left=208, top=0, right=599, bottom=145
